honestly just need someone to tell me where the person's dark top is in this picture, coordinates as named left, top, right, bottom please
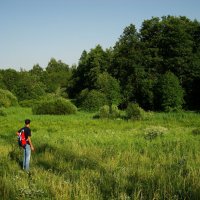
left=18, top=127, right=31, bottom=145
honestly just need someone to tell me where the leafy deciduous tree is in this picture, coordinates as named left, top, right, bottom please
left=96, top=72, right=121, bottom=109
left=155, top=72, right=184, bottom=112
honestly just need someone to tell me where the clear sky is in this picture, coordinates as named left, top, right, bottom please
left=0, top=0, right=200, bottom=70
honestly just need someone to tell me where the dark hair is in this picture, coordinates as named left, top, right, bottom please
left=25, top=119, right=31, bottom=125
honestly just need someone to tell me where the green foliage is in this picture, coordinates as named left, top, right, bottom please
left=110, top=104, right=121, bottom=118
left=98, top=105, right=110, bottom=118
left=69, top=45, right=112, bottom=98
left=134, top=69, right=156, bottom=110
left=1, top=69, right=19, bottom=91
left=29, top=59, right=71, bottom=94
left=19, top=99, right=38, bottom=108
left=1, top=15, right=200, bottom=111
left=125, top=103, right=145, bottom=120
left=192, top=128, right=200, bottom=135
left=0, top=89, right=18, bottom=108
left=140, top=16, right=194, bottom=74
left=12, top=72, right=46, bottom=101
left=140, top=16, right=200, bottom=110
left=0, top=107, right=7, bottom=116
left=80, top=90, right=108, bottom=111
left=46, top=58, right=69, bottom=73
left=0, top=73, right=6, bottom=89
left=1, top=107, right=200, bottom=199
left=96, top=72, right=121, bottom=107
left=29, top=64, right=44, bottom=78
left=96, top=104, right=121, bottom=119
left=110, top=24, right=142, bottom=84
left=76, top=88, right=89, bottom=107
left=109, top=24, right=143, bottom=108
left=144, top=126, right=168, bottom=140
left=32, top=97, right=77, bottom=115
left=155, top=72, right=184, bottom=112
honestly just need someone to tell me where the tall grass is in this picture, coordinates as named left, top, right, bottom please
left=0, top=107, right=200, bottom=199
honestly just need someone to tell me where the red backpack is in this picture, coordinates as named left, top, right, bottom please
left=18, top=130, right=27, bottom=148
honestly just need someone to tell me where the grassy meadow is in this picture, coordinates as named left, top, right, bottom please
left=0, top=107, right=200, bottom=199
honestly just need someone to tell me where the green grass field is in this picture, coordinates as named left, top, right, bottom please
left=0, top=107, right=200, bottom=200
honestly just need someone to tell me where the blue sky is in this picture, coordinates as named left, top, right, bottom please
left=0, top=0, right=200, bottom=70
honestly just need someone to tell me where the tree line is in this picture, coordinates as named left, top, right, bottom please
left=0, top=16, right=200, bottom=111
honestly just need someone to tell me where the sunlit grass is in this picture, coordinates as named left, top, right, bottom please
left=0, top=107, right=200, bottom=199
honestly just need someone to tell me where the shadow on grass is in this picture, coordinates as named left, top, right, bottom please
left=0, top=133, right=15, bottom=145
left=35, top=143, right=100, bottom=171
left=125, top=171, right=200, bottom=200
left=34, top=143, right=200, bottom=199
left=8, top=147, right=23, bottom=170
left=35, top=143, right=57, bottom=154
left=34, top=143, right=121, bottom=199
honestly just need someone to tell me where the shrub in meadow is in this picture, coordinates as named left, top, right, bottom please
left=76, top=88, right=89, bottom=107
left=0, top=89, right=18, bottom=108
left=0, top=108, right=7, bottom=116
left=20, top=93, right=59, bottom=108
left=80, top=90, right=108, bottom=111
left=155, top=72, right=184, bottom=112
left=95, top=104, right=121, bottom=119
left=19, top=99, right=38, bottom=107
left=98, top=105, right=110, bottom=118
left=144, top=126, right=168, bottom=140
left=32, top=97, right=77, bottom=115
left=96, top=72, right=121, bottom=107
left=125, top=103, right=144, bottom=120
left=109, top=105, right=121, bottom=119
left=192, top=128, right=200, bottom=135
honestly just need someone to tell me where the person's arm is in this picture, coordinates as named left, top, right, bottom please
left=28, top=136, right=34, bottom=151
left=16, top=129, right=21, bottom=136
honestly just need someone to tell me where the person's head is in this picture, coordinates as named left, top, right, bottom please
left=25, top=119, right=31, bottom=126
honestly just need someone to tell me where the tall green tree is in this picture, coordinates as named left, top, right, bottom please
left=140, top=17, right=163, bottom=74
left=29, top=64, right=44, bottom=81
left=13, top=71, right=46, bottom=101
left=140, top=16, right=195, bottom=76
left=184, top=20, right=200, bottom=109
left=0, top=71, right=6, bottom=89
left=110, top=24, right=142, bottom=82
left=46, top=58, right=69, bottom=73
left=69, top=45, right=111, bottom=98
left=155, top=72, right=184, bottom=112
left=140, top=16, right=200, bottom=110
left=96, top=72, right=121, bottom=109
left=110, top=24, right=144, bottom=107
left=44, top=58, right=71, bottom=93
left=1, top=69, right=19, bottom=91
left=134, top=69, right=156, bottom=110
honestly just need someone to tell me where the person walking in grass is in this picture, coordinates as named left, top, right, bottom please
left=16, top=119, right=34, bottom=172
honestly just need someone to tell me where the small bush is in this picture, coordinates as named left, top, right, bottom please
left=19, top=99, right=38, bottom=107
left=99, top=105, right=110, bottom=118
left=80, top=90, right=108, bottom=112
left=20, top=94, right=58, bottom=108
left=125, top=103, right=144, bottom=120
left=0, top=108, right=7, bottom=116
left=110, top=105, right=121, bottom=119
left=19, top=93, right=60, bottom=108
left=144, top=126, right=168, bottom=140
left=155, top=72, right=184, bottom=112
left=192, top=128, right=200, bottom=135
left=76, top=89, right=89, bottom=107
left=95, top=105, right=121, bottom=119
left=32, top=97, right=77, bottom=115
left=0, top=89, right=18, bottom=108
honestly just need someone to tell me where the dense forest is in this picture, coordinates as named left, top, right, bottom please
left=1, top=16, right=200, bottom=112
